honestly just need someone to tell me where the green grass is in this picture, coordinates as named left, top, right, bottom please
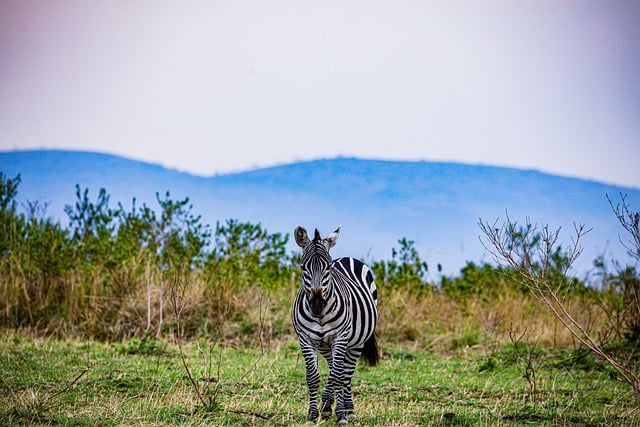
left=0, top=331, right=637, bottom=426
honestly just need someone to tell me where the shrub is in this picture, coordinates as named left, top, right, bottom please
left=372, top=237, right=432, bottom=292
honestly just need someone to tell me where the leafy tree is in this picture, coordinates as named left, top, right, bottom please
left=64, top=185, right=116, bottom=268
left=152, top=191, right=210, bottom=274
left=113, top=199, right=156, bottom=262
left=142, top=192, right=211, bottom=337
left=0, top=173, right=22, bottom=257
left=207, top=219, right=291, bottom=289
left=440, top=262, right=520, bottom=302
left=0, top=174, right=77, bottom=326
left=372, top=238, right=431, bottom=291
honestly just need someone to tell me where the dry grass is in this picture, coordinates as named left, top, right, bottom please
left=375, top=287, right=606, bottom=353
left=0, top=255, right=613, bottom=356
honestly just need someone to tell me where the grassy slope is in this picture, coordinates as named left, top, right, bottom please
left=0, top=332, right=637, bottom=426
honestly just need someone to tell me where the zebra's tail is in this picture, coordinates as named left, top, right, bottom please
left=362, top=333, right=379, bottom=366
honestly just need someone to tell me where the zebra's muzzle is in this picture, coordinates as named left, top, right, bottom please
left=309, top=288, right=327, bottom=317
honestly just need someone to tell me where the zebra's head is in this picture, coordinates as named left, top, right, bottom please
left=294, top=225, right=340, bottom=317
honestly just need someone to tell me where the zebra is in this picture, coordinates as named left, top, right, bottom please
left=291, top=225, right=379, bottom=426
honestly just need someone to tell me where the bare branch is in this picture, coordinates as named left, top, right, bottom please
left=168, top=272, right=209, bottom=409
left=608, top=193, right=640, bottom=262
left=479, top=213, right=640, bottom=406
left=40, top=366, right=90, bottom=408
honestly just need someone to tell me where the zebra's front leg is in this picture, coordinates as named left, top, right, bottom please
left=327, top=342, right=348, bottom=425
left=301, top=345, right=321, bottom=422
left=320, top=382, right=334, bottom=419
left=319, top=347, right=334, bottom=419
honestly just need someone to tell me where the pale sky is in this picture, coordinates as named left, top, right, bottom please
left=1, top=1, right=639, bottom=188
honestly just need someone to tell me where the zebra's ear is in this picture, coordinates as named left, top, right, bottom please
left=324, top=225, right=341, bottom=250
left=294, top=225, right=309, bottom=248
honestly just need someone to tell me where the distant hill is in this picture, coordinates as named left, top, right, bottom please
left=1, top=149, right=639, bottom=278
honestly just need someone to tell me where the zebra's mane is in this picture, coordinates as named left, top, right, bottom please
left=301, top=229, right=331, bottom=264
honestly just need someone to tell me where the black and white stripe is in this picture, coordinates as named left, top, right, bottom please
left=292, top=225, right=378, bottom=425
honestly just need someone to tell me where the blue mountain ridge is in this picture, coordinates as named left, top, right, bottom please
left=1, top=149, right=638, bottom=278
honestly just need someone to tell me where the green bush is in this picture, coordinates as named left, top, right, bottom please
left=205, top=219, right=293, bottom=290
left=372, top=237, right=432, bottom=291
left=440, top=262, right=521, bottom=302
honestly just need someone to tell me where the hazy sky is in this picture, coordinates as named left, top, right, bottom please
left=1, top=1, right=639, bottom=188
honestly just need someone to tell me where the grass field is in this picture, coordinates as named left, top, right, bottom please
left=1, top=331, right=638, bottom=427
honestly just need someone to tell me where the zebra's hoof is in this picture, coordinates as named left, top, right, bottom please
left=346, top=413, right=357, bottom=422
left=337, top=418, right=348, bottom=426
left=321, top=411, right=332, bottom=420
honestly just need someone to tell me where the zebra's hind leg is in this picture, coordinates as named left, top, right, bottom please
left=341, top=383, right=356, bottom=423
left=343, top=384, right=357, bottom=423
left=336, top=409, right=348, bottom=426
